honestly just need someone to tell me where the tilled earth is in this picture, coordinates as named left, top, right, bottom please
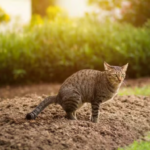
left=0, top=78, right=150, bottom=150
left=1, top=93, right=150, bottom=150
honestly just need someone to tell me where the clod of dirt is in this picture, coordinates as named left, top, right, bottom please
left=0, top=94, right=150, bottom=150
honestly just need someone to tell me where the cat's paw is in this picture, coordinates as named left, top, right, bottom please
left=91, top=116, right=99, bottom=123
left=66, top=115, right=77, bottom=120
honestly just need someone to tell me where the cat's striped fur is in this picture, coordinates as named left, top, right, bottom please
left=26, top=62, right=128, bottom=123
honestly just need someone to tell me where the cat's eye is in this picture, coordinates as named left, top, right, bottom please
left=112, top=74, right=117, bottom=77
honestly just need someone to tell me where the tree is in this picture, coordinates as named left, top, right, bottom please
left=121, top=0, right=150, bottom=26
left=88, top=0, right=150, bottom=26
left=32, top=0, right=55, bottom=16
left=88, top=0, right=122, bottom=10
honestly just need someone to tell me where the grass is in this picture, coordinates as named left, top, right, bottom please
left=118, top=88, right=150, bottom=150
left=119, top=86, right=150, bottom=96
left=118, top=135, right=150, bottom=150
left=118, top=141, right=150, bottom=150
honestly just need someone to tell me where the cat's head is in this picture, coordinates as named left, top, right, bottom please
left=104, top=62, right=128, bottom=85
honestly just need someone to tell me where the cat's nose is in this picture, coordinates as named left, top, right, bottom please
left=118, top=77, right=122, bottom=82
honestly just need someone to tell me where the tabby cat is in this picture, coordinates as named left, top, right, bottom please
left=26, top=62, right=128, bottom=123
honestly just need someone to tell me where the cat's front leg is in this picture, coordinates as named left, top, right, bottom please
left=91, top=101, right=100, bottom=123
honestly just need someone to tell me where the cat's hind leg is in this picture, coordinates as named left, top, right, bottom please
left=61, top=93, right=82, bottom=120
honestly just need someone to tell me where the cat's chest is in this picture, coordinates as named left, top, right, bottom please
left=96, top=84, right=118, bottom=101
left=107, top=91, right=117, bottom=99
left=102, top=88, right=118, bottom=102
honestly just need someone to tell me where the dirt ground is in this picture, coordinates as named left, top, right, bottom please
left=0, top=78, right=150, bottom=150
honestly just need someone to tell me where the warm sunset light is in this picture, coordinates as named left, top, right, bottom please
left=0, top=0, right=31, bottom=23
left=0, top=0, right=150, bottom=149
left=56, top=0, right=92, bottom=17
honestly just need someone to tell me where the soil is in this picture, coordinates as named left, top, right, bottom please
left=0, top=78, right=150, bottom=150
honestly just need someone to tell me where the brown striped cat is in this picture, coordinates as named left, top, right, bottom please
left=26, top=62, right=128, bottom=123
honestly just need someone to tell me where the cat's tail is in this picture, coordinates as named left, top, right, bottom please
left=26, top=95, right=58, bottom=120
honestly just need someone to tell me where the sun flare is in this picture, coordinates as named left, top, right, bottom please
left=56, top=0, right=91, bottom=17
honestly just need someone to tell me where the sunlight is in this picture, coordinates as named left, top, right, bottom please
left=56, top=0, right=91, bottom=17
left=0, top=0, right=31, bottom=24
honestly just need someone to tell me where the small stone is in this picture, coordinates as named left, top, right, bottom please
left=24, top=122, right=29, bottom=126
left=17, top=143, right=21, bottom=147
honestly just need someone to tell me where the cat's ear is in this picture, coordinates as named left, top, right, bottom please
left=104, top=62, right=112, bottom=71
left=122, top=63, right=128, bottom=72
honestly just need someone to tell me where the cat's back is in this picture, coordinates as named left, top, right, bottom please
left=64, top=69, right=100, bottom=83
left=58, top=69, right=104, bottom=102
left=62, top=69, right=100, bottom=86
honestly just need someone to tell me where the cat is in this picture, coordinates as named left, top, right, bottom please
left=26, top=62, right=128, bottom=123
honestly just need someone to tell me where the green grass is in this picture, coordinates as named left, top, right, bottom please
left=119, top=86, right=150, bottom=96
left=118, top=141, right=150, bottom=150
left=118, top=88, right=150, bottom=149
left=118, top=135, right=150, bottom=150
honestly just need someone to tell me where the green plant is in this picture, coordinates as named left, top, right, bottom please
left=46, top=6, right=67, bottom=20
left=30, top=6, right=68, bottom=26
left=88, top=0, right=123, bottom=10
left=118, top=141, right=150, bottom=150
left=118, top=135, right=150, bottom=150
left=0, top=18, right=150, bottom=84
left=119, top=86, right=150, bottom=96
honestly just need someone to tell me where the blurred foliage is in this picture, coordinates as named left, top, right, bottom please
left=46, top=6, right=67, bottom=20
left=119, top=86, right=150, bottom=96
left=0, top=7, right=10, bottom=23
left=30, top=6, right=68, bottom=26
left=88, top=0, right=150, bottom=26
left=88, top=0, right=122, bottom=10
left=32, top=0, right=55, bottom=16
left=0, top=16, right=150, bottom=84
left=121, top=0, right=150, bottom=26
left=30, top=14, right=44, bottom=25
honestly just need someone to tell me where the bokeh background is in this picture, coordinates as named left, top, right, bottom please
left=0, top=0, right=150, bottom=85
left=1, top=1, right=150, bottom=150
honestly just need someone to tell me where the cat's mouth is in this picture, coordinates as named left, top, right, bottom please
left=116, top=76, right=122, bottom=83
left=114, top=79, right=122, bottom=84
